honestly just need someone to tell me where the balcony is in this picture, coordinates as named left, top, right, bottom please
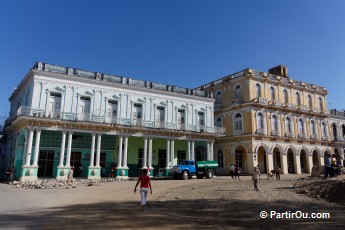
left=255, top=97, right=268, bottom=105
left=310, top=107, right=319, bottom=113
left=321, top=136, right=330, bottom=141
left=297, top=105, right=308, bottom=111
left=231, top=99, right=243, bottom=105
left=9, top=106, right=226, bottom=134
left=256, top=129, right=265, bottom=134
left=271, top=130, right=280, bottom=136
left=297, top=133, right=307, bottom=139
left=268, top=100, right=281, bottom=107
left=285, top=132, right=294, bottom=138
left=282, top=103, right=295, bottom=109
left=310, top=134, right=319, bottom=140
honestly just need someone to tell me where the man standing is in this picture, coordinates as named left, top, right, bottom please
left=252, top=167, right=260, bottom=192
left=229, top=164, right=235, bottom=179
left=275, top=165, right=281, bottom=180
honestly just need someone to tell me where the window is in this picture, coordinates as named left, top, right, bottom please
left=283, top=89, right=288, bottom=103
left=298, top=119, right=304, bottom=134
left=234, top=113, right=243, bottom=131
left=256, top=84, right=261, bottom=98
left=321, top=122, right=327, bottom=137
left=319, top=97, right=323, bottom=110
left=310, top=121, right=316, bottom=136
left=308, top=95, right=313, bottom=108
left=256, top=113, right=264, bottom=130
left=296, top=92, right=301, bottom=105
left=235, top=85, right=241, bottom=99
left=272, top=115, right=278, bottom=131
left=270, top=87, right=275, bottom=101
left=285, top=117, right=292, bottom=133
left=342, top=125, right=345, bottom=137
left=177, top=150, right=186, bottom=165
left=235, top=150, right=243, bottom=168
left=216, top=91, right=222, bottom=104
left=217, top=150, right=224, bottom=167
left=216, top=117, right=222, bottom=127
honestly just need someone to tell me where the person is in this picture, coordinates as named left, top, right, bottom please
left=6, top=167, right=11, bottom=181
left=79, top=164, right=83, bottom=177
left=110, top=167, right=115, bottom=177
left=324, top=154, right=331, bottom=178
left=66, top=167, right=76, bottom=188
left=252, top=167, right=260, bottom=191
left=134, top=168, right=152, bottom=211
left=229, top=164, right=235, bottom=179
left=275, top=165, right=281, bottom=180
left=234, top=165, right=240, bottom=180
left=101, top=167, right=106, bottom=177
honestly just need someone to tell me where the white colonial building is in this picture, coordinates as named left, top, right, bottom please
left=1, top=62, right=224, bottom=181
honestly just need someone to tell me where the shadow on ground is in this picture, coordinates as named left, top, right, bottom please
left=1, top=198, right=344, bottom=230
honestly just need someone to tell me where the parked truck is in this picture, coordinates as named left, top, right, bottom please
left=170, top=160, right=218, bottom=180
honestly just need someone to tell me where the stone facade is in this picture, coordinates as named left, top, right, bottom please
left=197, top=65, right=344, bottom=175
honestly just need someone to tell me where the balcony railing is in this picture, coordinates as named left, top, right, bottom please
left=322, top=136, right=330, bottom=141
left=285, top=132, right=294, bottom=138
left=271, top=130, right=280, bottom=136
left=256, top=129, right=265, bottom=134
left=10, top=106, right=226, bottom=134
left=269, top=100, right=281, bottom=106
left=298, top=133, right=307, bottom=139
left=256, top=97, right=268, bottom=105
left=231, top=99, right=243, bottom=105
left=310, top=134, right=319, bottom=140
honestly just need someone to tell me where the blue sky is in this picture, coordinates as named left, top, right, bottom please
left=1, top=0, right=345, bottom=122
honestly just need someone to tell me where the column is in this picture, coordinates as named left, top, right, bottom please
left=191, top=141, right=195, bottom=161
left=24, top=128, right=34, bottom=166
left=65, top=131, right=73, bottom=167
left=319, top=155, right=325, bottom=174
left=143, top=137, right=148, bottom=168
left=96, top=134, right=102, bottom=167
left=148, top=138, right=153, bottom=168
left=281, top=154, right=288, bottom=174
left=187, top=140, right=191, bottom=160
left=170, top=139, right=175, bottom=166
left=32, top=129, right=42, bottom=166
left=44, top=89, right=49, bottom=117
left=207, top=142, right=210, bottom=161
left=294, top=154, right=301, bottom=174
left=123, top=136, right=129, bottom=167
left=166, top=139, right=170, bottom=168
left=89, top=133, right=96, bottom=167
left=210, top=141, right=214, bottom=161
left=117, top=135, right=123, bottom=168
left=266, top=153, right=274, bottom=173
left=307, top=154, right=313, bottom=174
left=58, top=131, right=67, bottom=167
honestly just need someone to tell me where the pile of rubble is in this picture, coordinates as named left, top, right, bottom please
left=293, top=175, right=345, bottom=204
left=7, top=177, right=135, bottom=189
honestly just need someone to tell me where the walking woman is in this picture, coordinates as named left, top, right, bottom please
left=134, top=168, right=153, bottom=211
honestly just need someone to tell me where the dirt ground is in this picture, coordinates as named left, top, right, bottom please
left=1, top=174, right=344, bottom=230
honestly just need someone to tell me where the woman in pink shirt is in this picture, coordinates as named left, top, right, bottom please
left=134, top=168, right=153, bottom=211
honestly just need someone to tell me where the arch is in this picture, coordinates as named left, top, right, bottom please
left=334, top=147, right=344, bottom=156
left=215, top=90, right=222, bottom=104
left=254, top=143, right=270, bottom=154
left=285, top=145, right=298, bottom=156
left=255, top=83, right=261, bottom=98
left=230, top=143, right=249, bottom=154
left=257, top=145, right=267, bottom=173
left=310, top=147, right=322, bottom=157
left=298, top=146, right=310, bottom=156
left=216, top=149, right=224, bottom=168
left=234, top=85, right=241, bottom=99
left=215, top=117, right=222, bottom=127
left=296, top=92, right=301, bottom=105
left=233, top=112, right=244, bottom=134
left=300, top=149, right=308, bottom=173
left=283, top=89, right=288, bottom=103
left=269, top=144, right=284, bottom=155
left=270, top=86, right=275, bottom=100
left=322, top=148, right=332, bottom=157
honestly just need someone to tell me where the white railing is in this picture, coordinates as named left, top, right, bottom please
left=298, top=133, right=307, bottom=139
left=256, top=129, right=265, bottom=134
left=271, top=130, right=280, bottom=136
left=11, top=106, right=226, bottom=134
left=285, top=132, right=294, bottom=138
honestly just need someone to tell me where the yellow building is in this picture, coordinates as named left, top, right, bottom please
left=197, top=65, right=342, bottom=175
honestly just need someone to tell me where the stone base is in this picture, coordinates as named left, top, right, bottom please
left=20, top=165, right=39, bottom=182
left=56, top=166, right=70, bottom=180
left=87, top=166, right=101, bottom=180
left=116, top=167, right=129, bottom=177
